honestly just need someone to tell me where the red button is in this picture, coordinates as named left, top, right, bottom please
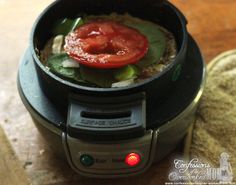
left=125, top=153, right=141, bottom=166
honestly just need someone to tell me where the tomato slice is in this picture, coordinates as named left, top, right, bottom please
left=64, top=21, right=148, bottom=69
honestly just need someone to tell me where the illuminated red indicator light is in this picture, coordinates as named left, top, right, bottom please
left=125, top=153, right=141, bottom=166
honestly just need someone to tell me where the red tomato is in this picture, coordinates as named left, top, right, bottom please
left=64, top=21, right=148, bottom=69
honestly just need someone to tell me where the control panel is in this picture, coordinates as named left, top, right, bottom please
left=62, top=129, right=158, bottom=177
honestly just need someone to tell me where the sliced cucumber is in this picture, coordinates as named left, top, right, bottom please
left=62, top=58, right=80, bottom=68
left=113, top=65, right=140, bottom=81
left=111, top=79, right=135, bottom=88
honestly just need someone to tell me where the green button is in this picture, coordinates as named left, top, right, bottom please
left=80, top=154, right=94, bottom=167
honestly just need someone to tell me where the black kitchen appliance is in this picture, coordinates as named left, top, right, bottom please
left=18, top=0, right=206, bottom=178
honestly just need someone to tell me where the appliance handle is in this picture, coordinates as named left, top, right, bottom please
left=67, top=92, right=146, bottom=141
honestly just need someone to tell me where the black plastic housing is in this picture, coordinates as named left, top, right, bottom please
left=30, top=0, right=188, bottom=140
